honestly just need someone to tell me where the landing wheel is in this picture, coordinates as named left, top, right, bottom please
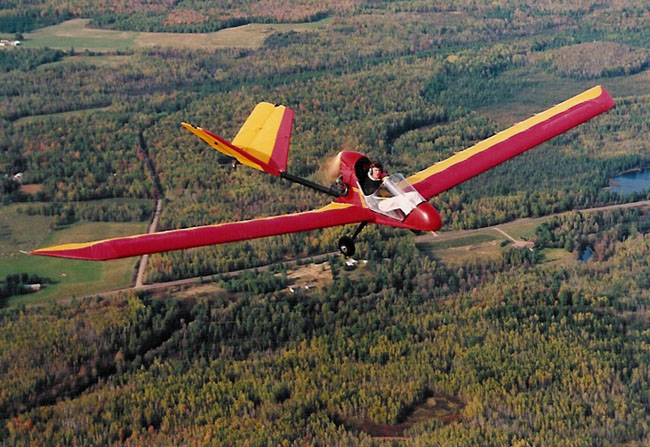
left=338, top=236, right=356, bottom=257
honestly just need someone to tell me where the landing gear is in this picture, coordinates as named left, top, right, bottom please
left=338, top=236, right=355, bottom=257
left=338, top=222, right=368, bottom=257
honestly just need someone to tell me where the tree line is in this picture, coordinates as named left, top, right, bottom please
left=535, top=207, right=650, bottom=260
left=18, top=199, right=154, bottom=226
left=0, top=273, right=52, bottom=307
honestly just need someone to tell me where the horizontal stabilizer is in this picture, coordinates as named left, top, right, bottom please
left=182, top=102, right=293, bottom=176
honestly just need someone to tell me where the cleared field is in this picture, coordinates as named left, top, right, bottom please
left=499, top=218, right=546, bottom=241
left=352, top=395, right=464, bottom=438
left=0, top=205, right=148, bottom=304
left=0, top=204, right=52, bottom=257
left=429, top=239, right=504, bottom=265
left=23, top=19, right=138, bottom=52
left=0, top=253, right=135, bottom=305
left=286, top=262, right=332, bottom=290
left=18, top=184, right=43, bottom=196
left=13, top=105, right=113, bottom=125
left=21, top=17, right=330, bottom=52
left=415, top=217, right=583, bottom=267
left=539, top=247, right=576, bottom=266
left=416, top=229, right=506, bottom=264
left=30, top=54, right=136, bottom=72
left=418, top=232, right=498, bottom=251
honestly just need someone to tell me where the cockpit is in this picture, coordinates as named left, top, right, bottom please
left=362, top=173, right=425, bottom=221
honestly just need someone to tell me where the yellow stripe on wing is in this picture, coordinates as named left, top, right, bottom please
left=407, top=86, right=605, bottom=185
left=32, top=202, right=356, bottom=256
left=31, top=241, right=97, bottom=254
left=316, top=202, right=354, bottom=211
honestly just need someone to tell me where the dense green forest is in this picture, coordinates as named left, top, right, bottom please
left=3, top=0, right=650, bottom=445
left=3, top=223, right=650, bottom=445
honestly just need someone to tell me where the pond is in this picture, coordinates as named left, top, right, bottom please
left=610, top=169, right=650, bottom=195
left=580, top=245, right=595, bottom=262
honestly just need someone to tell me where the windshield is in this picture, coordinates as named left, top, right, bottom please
left=363, top=174, right=425, bottom=220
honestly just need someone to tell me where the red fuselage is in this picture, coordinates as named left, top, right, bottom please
left=334, top=151, right=442, bottom=232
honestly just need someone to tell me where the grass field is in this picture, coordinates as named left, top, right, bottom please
left=20, top=17, right=331, bottom=52
left=499, top=218, right=546, bottom=241
left=539, top=247, right=576, bottom=265
left=414, top=217, right=584, bottom=267
left=428, top=240, right=505, bottom=265
left=23, top=19, right=138, bottom=52
left=0, top=204, right=148, bottom=305
left=418, top=232, right=498, bottom=251
left=13, top=105, right=114, bottom=125
left=416, top=230, right=504, bottom=264
left=0, top=204, right=56, bottom=258
left=0, top=253, right=135, bottom=305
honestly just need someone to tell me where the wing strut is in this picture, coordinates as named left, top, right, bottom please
left=280, top=172, right=348, bottom=197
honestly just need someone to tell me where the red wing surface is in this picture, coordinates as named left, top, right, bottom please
left=407, top=86, right=615, bottom=200
left=31, top=204, right=371, bottom=260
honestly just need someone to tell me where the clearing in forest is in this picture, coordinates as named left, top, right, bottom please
left=20, top=17, right=330, bottom=52
left=0, top=204, right=147, bottom=305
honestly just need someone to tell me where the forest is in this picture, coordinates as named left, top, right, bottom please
left=3, top=0, right=650, bottom=445
left=3, top=225, right=650, bottom=445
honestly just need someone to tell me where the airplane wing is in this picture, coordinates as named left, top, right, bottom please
left=30, top=203, right=372, bottom=261
left=182, top=102, right=293, bottom=176
left=407, top=86, right=615, bottom=200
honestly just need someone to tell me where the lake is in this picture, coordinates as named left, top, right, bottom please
left=610, top=169, right=650, bottom=195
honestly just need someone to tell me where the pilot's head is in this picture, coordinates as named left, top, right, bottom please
left=368, top=162, right=384, bottom=180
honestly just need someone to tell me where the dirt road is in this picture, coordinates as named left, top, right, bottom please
left=135, top=198, right=162, bottom=288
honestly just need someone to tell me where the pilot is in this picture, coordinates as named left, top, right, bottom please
left=360, top=162, right=386, bottom=195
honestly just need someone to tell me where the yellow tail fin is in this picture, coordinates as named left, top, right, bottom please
left=182, top=102, right=294, bottom=175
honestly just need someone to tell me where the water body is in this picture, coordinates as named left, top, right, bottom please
left=610, top=169, right=650, bottom=195
left=580, top=246, right=595, bottom=262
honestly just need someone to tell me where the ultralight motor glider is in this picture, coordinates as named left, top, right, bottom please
left=32, top=86, right=614, bottom=260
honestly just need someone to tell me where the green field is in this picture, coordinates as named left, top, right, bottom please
left=0, top=204, right=52, bottom=257
left=415, top=230, right=504, bottom=265
left=539, top=247, right=575, bottom=265
left=13, top=105, right=114, bottom=125
left=0, top=204, right=148, bottom=304
left=19, top=17, right=331, bottom=52
left=499, top=218, right=546, bottom=240
left=417, top=232, right=499, bottom=251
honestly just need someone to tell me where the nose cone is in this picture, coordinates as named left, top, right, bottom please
left=404, top=202, right=442, bottom=232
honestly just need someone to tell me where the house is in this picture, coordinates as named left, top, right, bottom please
left=0, top=39, right=21, bottom=47
left=345, top=258, right=358, bottom=267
